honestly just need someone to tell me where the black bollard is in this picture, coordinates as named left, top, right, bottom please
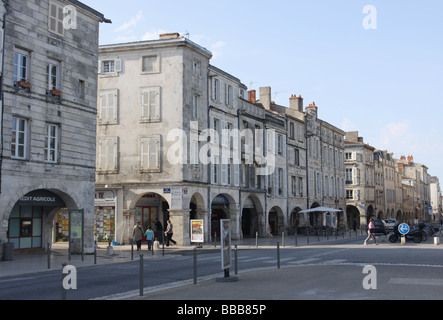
left=139, top=254, right=144, bottom=296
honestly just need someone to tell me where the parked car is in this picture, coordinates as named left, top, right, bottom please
left=383, top=219, right=397, bottom=232
left=372, top=219, right=389, bottom=235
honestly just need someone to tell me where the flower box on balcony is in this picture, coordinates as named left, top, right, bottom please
left=50, top=89, right=62, bottom=96
left=17, top=80, right=31, bottom=89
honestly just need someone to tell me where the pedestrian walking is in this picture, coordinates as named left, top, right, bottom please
left=164, top=220, right=177, bottom=246
left=144, top=225, right=155, bottom=251
left=154, top=218, right=163, bottom=244
left=364, top=218, right=376, bottom=245
left=133, top=220, right=144, bottom=251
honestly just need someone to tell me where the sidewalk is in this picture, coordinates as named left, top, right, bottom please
left=0, top=231, right=366, bottom=278
left=1, top=230, right=438, bottom=279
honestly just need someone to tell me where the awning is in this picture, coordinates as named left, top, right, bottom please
left=299, top=207, right=343, bottom=213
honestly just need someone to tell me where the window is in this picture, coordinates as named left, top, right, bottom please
left=98, top=137, right=118, bottom=173
left=99, top=59, right=122, bottom=75
left=277, top=134, right=283, bottom=155
left=45, top=124, right=59, bottom=163
left=78, top=80, right=85, bottom=98
left=289, top=123, right=295, bottom=139
left=212, top=156, right=220, bottom=184
left=142, top=55, right=159, bottom=73
left=13, top=51, right=29, bottom=84
left=278, top=168, right=284, bottom=195
left=193, top=60, right=201, bottom=77
left=47, top=60, right=60, bottom=92
left=141, top=87, right=161, bottom=121
left=193, top=94, right=199, bottom=119
left=140, top=136, right=160, bottom=172
left=225, top=83, right=233, bottom=107
left=99, top=90, right=118, bottom=124
left=294, top=148, right=300, bottom=166
left=11, top=117, right=28, bottom=159
left=316, top=172, right=322, bottom=197
left=48, top=2, right=64, bottom=35
left=298, top=177, right=303, bottom=196
left=212, top=78, right=219, bottom=102
left=345, top=168, right=353, bottom=184
left=103, top=60, right=114, bottom=73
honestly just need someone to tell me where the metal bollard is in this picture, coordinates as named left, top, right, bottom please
left=47, top=242, right=51, bottom=270
left=193, top=248, right=198, bottom=285
left=256, top=232, right=259, bottom=248
left=94, top=242, right=97, bottom=265
left=234, top=245, right=238, bottom=275
left=131, top=241, right=134, bottom=260
left=139, top=254, right=144, bottom=296
left=162, top=233, right=165, bottom=256
left=282, top=232, right=285, bottom=247
left=295, top=232, right=298, bottom=247
left=277, top=242, right=280, bottom=269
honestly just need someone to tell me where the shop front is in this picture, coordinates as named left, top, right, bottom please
left=94, top=190, right=117, bottom=243
left=8, top=190, right=65, bottom=250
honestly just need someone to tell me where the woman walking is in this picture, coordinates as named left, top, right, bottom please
left=144, top=225, right=155, bottom=251
left=364, top=218, right=376, bottom=245
left=164, top=220, right=177, bottom=246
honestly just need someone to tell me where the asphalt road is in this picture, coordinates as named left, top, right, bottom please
left=1, top=236, right=443, bottom=300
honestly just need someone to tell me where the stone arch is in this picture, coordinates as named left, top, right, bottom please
left=241, top=193, right=264, bottom=238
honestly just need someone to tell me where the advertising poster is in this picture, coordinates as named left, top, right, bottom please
left=220, top=219, right=231, bottom=270
left=190, top=220, right=204, bottom=243
left=69, top=209, right=84, bottom=239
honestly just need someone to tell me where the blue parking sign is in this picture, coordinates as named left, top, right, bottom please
left=398, top=223, right=410, bottom=235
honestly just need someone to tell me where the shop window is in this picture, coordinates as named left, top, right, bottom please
left=8, top=205, right=42, bottom=249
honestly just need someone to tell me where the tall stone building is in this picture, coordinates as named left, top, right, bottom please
left=344, top=131, right=376, bottom=228
left=0, top=0, right=109, bottom=252
left=96, top=34, right=348, bottom=246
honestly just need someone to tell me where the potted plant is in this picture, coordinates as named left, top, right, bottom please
left=50, top=89, right=62, bottom=96
left=17, top=79, right=31, bottom=89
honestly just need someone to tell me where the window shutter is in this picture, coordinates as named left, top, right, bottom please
left=233, top=164, right=239, bottom=186
left=114, top=59, right=122, bottom=72
left=108, top=138, right=117, bottom=171
left=149, top=138, right=160, bottom=169
left=140, top=138, right=149, bottom=169
left=221, top=163, right=228, bottom=185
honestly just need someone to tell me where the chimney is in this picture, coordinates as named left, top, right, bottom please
left=289, top=94, right=304, bottom=112
left=345, top=131, right=359, bottom=142
left=159, top=32, right=181, bottom=40
left=407, top=155, right=414, bottom=165
left=259, top=87, right=271, bottom=109
left=248, top=90, right=257, bottom=104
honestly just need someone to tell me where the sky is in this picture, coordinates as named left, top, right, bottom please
left=82, top=0, right=443, bottom=181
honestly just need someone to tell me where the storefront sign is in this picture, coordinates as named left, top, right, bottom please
left=18, top=190, right=65, bottom=207
left=212, top=195, right=229, bottom=205
left=190, top=220, right=204, bottom=243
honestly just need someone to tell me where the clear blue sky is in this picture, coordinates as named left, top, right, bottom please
left=83, top=0, right=443, bottom=181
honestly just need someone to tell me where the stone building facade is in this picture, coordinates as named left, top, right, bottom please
left=345, top=131, right=434, bottom=227
left=96, top=33, right=348, bottom=246
left=0, top=0, right=108, bottom=252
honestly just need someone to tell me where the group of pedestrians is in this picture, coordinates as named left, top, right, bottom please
left=132, top=219, right=177, bottom=251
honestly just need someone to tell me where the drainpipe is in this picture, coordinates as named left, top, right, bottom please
left=0, top=0, right=11, bottom=194
left=207, top=69, right=212, bottom=243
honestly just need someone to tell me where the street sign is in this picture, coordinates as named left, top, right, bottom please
left=398, top=223, right=410, bottom=235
